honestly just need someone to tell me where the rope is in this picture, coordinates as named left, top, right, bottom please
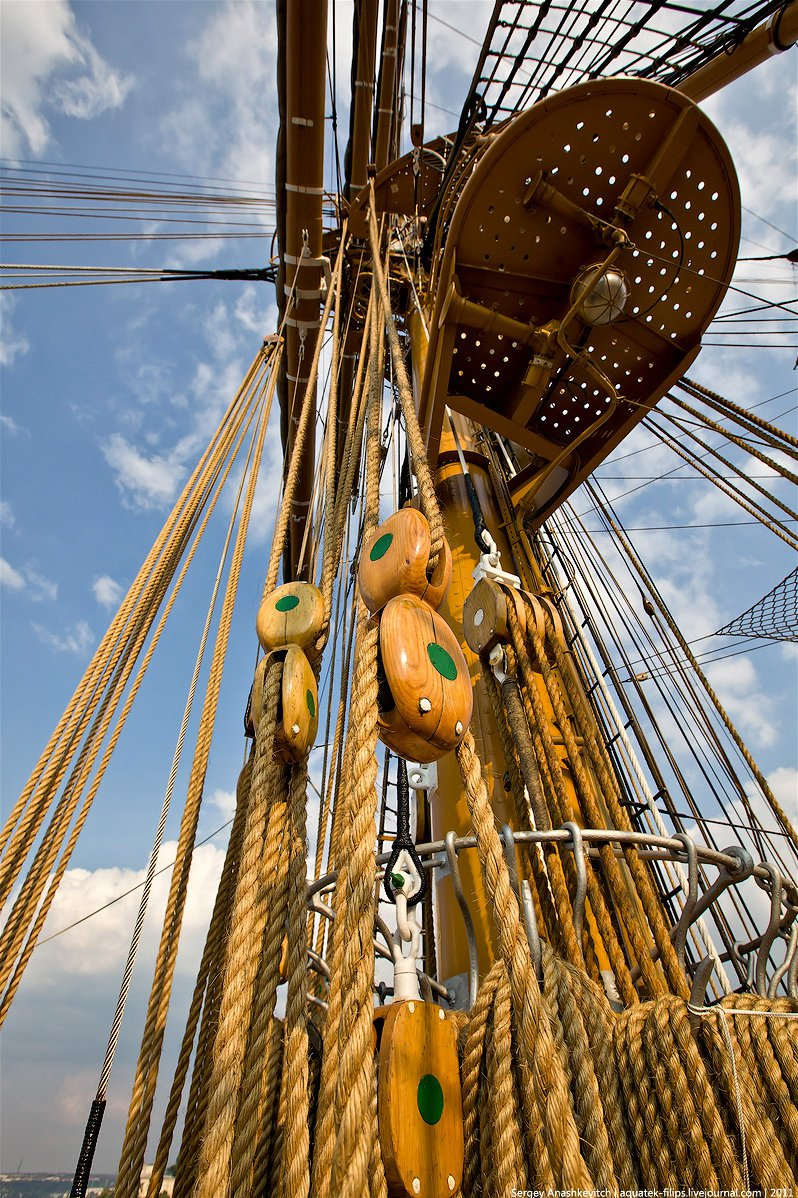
left=150, top=756, right=254, bottom=1198
left=538, top=602, right=690, bottom=998
left=456, top=729, right=592, bottom=1190
left=504, top=600, right=640, bottom=1005
left=0, top=347, right=272, bottom=876
left=192, top=660, right=286, bottom=1198
left=274, top=757, right=312, bottom=1198
left=311, top=302, right=384, bottom=1198
left=679, top=376, right=798, bottom=457
left=0, top=363, right=275, bottom=1027
left=552, top=583, right=731, bottom=986
left=489, top=666, right=585, bottom=970
left=264, top=236, right=346, bottom=597
left=598, top=503, right=798, bottom=853
left=367, top=182, right=445, bottom=571
left=114, top=370, right=273, bottom=1198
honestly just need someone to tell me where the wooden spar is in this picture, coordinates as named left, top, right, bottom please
left=373, top=0, right=402, bottom=175
left=277, top=0, right=328, bottom=579
left=678, top=0, right=798, bottom=101
left=345, top=0, right=379, bottom=197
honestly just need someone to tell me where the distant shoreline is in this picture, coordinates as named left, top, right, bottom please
left=0, top=1175, right=117, bottom=1198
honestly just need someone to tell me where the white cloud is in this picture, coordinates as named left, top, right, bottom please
left=705, top=654, right=778, bottom=749
left=0, top=294, right=30, bottom=367
left=208, top=788, right=237, bottom=823
left=0, top=500, right=15, bottom=528
left=92, top=574, right=123, bottom=610
left=102, top=432, right=185, bottom=510
left=23, top=567, right=58, bottom=602
left=0, top=558, right=57, bottom=600
left=0, top=0, right=134, bottom=158
left=0, top=556, right=25, bottom=591
left=24, top=840, right=225, bottom=980
left=764, top=766, right=798, bottom=823
left=155, top=1, right=276, bottom=267
left=0, top=413, right=23, bottom=435
left=32, top=620, right=94, bottom=655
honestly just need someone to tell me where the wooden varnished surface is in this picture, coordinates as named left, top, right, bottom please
left=378, top=1000, right=464, bottom=1198
left=378, top=594, right=472, bottom=758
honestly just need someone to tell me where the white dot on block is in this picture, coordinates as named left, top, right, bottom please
left=412, top=1180, right=421, bottom=1195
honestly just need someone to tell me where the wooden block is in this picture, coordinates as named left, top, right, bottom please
left=250, top=651, right=280, bottom=733
left=463, top=577, right=509, bottom=656
left=378, top=706, right=447, bottom=765
left=378, top=594, right=472, bottom=759
left=277, top=644, right=319, bottom=763
left=360, top=509, right=452, bottom=614
left=378, top=1000, right=464, bottom=1198
left=256, top=581, right=325, bottom=652
left=421, top=534, right=452, bottom=612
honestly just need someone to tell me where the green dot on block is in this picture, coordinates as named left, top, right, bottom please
left=306, top=689, right=315, bottom=719
left=427, top=642, right=457, bottom=681
left=275, top=594, right=300, bottom=612
left=369, top=532, right=394, bottom=561
left=417, top=1074, right=444, bottom=1125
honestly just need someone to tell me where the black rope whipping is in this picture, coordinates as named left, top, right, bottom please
left=383, top=759, right=427, bottom=906
left=70, top=1099, right=106, bottom=1198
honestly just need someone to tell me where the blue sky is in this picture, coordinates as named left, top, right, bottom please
left=0, top=0, right=796, bottom=1175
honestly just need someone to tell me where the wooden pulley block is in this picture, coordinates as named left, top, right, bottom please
left=378, top=1000, right=464, bottom=1198
left=276, top=644, right=319, bottom=763
left=377, top=594, right=472, bottom=763
left=463, top=577, right=528, bottom=656
left=256, top=581, right=325, bottom=653
left=359, top=509, right=452, bottom=615
left=250, top=651, right=278, bottom=733
left=249, top=647, right=319, bottom=761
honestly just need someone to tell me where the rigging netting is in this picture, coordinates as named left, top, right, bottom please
left=715, top=566, right=798, bottom=641
left=464, top=0, right=786, bottom=128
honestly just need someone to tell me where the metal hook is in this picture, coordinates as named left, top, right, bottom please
left=562, top=821, right=587, bottom=943
left=501, top=825, right=542, bottom=981
left=500, top=824, right=521, bottom=898
left=445, top=831, right=479, bottom=1010
left=688, top=956, right=716, bottom=1031
left=730, top=940, right=758, bottom=991
left=755, top=862, right=784, bottom=997
left=689, top=845, right=754, bottom=924
left=670, top=832, right=699, bottom=974
left=521, top=880, right=543, bottom=984
left=768, top=917, right=798, bottom=999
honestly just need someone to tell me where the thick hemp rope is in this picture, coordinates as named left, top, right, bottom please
left=367, top=182, right=445, bottom=571
left=456, top=729, right=593, bottom=1190
left=0, top=345, right=273, bottom=872
left=311, top=295, right=385, bottom=1198
left=537, top=601, right=690, bottom=998
left=504, top=601, right=639, bottom=1004
left=192, top=660, right=287, bottom=1198
left=263, top=237, right=346, bottom=598
left=115, top=384, right=274, bottom=1198
left=150, top=755, right=255, bottom=1198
